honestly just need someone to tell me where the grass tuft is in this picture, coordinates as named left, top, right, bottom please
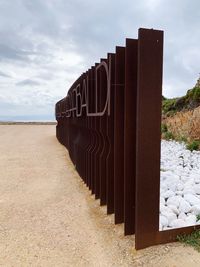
left=186, top=140, right=200, bottom=151
left=164, top=131, right=174, bottom=140
left=177, top=230, right=200, bottom=252
left=162, top=87, right=200, bottom=116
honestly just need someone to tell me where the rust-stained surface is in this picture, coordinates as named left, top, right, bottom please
left=55, top=28, right=199, bottom=250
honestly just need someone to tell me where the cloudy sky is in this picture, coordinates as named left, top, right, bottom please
left=0, top=0, right=200, bottom=121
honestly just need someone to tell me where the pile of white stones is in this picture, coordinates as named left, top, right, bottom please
left=160, top=140, right=200, bottom=230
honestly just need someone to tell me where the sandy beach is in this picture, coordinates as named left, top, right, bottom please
left=0, top=124, right=200, bottom=266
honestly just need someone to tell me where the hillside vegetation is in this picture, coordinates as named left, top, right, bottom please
left=162, top=84, right=200, bottom=150
left=162, top=86, right=200, bottom=116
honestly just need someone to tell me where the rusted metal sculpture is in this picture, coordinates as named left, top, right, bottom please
left=56, top=28, right=200, bottom=250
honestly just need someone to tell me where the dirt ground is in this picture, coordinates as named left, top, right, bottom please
left=1, top=125, right=200, bottom=267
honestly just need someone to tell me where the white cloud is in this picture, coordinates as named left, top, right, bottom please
left=0, top=0, right=200, bottom=120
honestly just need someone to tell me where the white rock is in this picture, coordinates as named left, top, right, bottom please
left=163, top=190, right=175, bottom=199
left=179, top=198, right=191, bottom=213
left=185, top=215, right=196, bottom=226
left=160, top=204, right=166, bottom=213
left=177, top=183, right=184, bottom=191
left=194, top=185, right=200, bottom=194
left=196, top=194, right=200, bottom=199
left=160, top=215, right=169, bottom=228
left=160, top=140, right=200, bottom=230
left=160, top=183, right=168, bottom=192
left=160, top=205, right=173, bottom=214
left=194, top=176, right=200, bottom=184
left=166, top=196, right=182, bottom=208
left=167, top=178, right=179, bottom=191
left=162, top=212, right=177, bottom=227
left=181, top=175, right=190, bottom=183
left=163, top=171, right=174, bottom=178
left=170, top=219, right=186, bottom=228
left=168, top=205, right=179, bottom=215
left=184, top=194, right=200, bottom=206
left=160, top=197, right=165, bottom=205
left=183, top=188, right=195, bottom=194
left=175, top=191, right=183, bottom=196
left=160, top=189, right=165, bottom=196
left=163, top=226, right=172, bottom=231
left=191, top=205, right=200, bottom=216
left=183, top=186, right=195, bottom=194
left=178, top=212, right=187, bottom=220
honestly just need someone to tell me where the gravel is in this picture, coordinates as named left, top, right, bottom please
left=1, top=125, right=200, bottom=266
left=160, top=140, right=200, bottom=230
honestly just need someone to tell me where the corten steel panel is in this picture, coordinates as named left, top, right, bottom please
left=91, top=64, right=97, bottom=191
left=80, top=73, right=87, bottom=180
left=85, top=72, right=90, bottom=185
left=86, top=68, right=94, bottom=187
left=85, top=72, right=89, bottom=185
left=77, top=77, right=83, bottom=178
left=68, top=87, right=74, bottom=163
left=124, top=39, right=138, bottom=235
left=79, top=73, right=89, bottom=181
left=67, top=98, right=70, bottom=149
left=82, top=73, right=88, bottom=183
left=90, top=67, right=97, bottom=193
left=114, top=46, right=125, bottom=224
left=92, top=64, right=101, bottom=199
left=93, top=119, right=100, bottom=198
left=135, top=28, right=163, bottom=250
left=86, top=69, right=93, bottom=187
left=106, top=53, right=115, bottom=214
left=89, top=67, right=97, bottom=194
left=99, top=59, right=109, bottom=206
left=156, top=225, right=200, bottom=246
left=74, top=77, right=82, bottom=177
left=65, top=99, right=69, bottom=149
left=55, top=28, right=200, bottom=250
left=74, top=76, right=80, bottom=168
left=68, top=88, right=76, bottom=165
left=94, top=64, right=103, bottom=199
left=76, top=73, right=85, bottom=180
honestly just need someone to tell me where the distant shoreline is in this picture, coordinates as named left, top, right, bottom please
left=0, top=121, right=57, bottom=125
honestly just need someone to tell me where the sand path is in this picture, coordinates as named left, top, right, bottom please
left=0, top=125, right=200, bottom=266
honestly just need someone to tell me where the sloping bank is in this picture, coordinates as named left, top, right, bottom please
left=163, top=105, right=200, bottom=141
left=162, top=83, right=200, bottom=144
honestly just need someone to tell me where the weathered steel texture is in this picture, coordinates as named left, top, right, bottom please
left=124, top=39, right=138, bottom=235
left=135, top=28, right=163, bottom=249
left=88, top=68, right=96, bottom=192
left=88, top=69, right=93, bottom=190
left=55, top=28, right=199, bottom=250
left=106, top=53, right=115, bottom=215
left=114, top=46, right=125, bottom=224
left=94, top=64, right=102, bottom=199
left=99, top=59, right=108, bottom=205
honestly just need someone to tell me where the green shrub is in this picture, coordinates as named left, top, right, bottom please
left=162, top=87, right=200, bottom=115
left=164, top=131, right=174, bottom=140
left=186, top=140, right=200, bottom=151
left=162, top=98, right=177, bottom=114
left=177, top=135, right=187, bottom=143
left=161, top=123, right=168, bottom=133
left=193, top=87, right=200, bottom=101
left=186, top=87, right=200, bottom=101
left=177, top=230, right=200, bottom=252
